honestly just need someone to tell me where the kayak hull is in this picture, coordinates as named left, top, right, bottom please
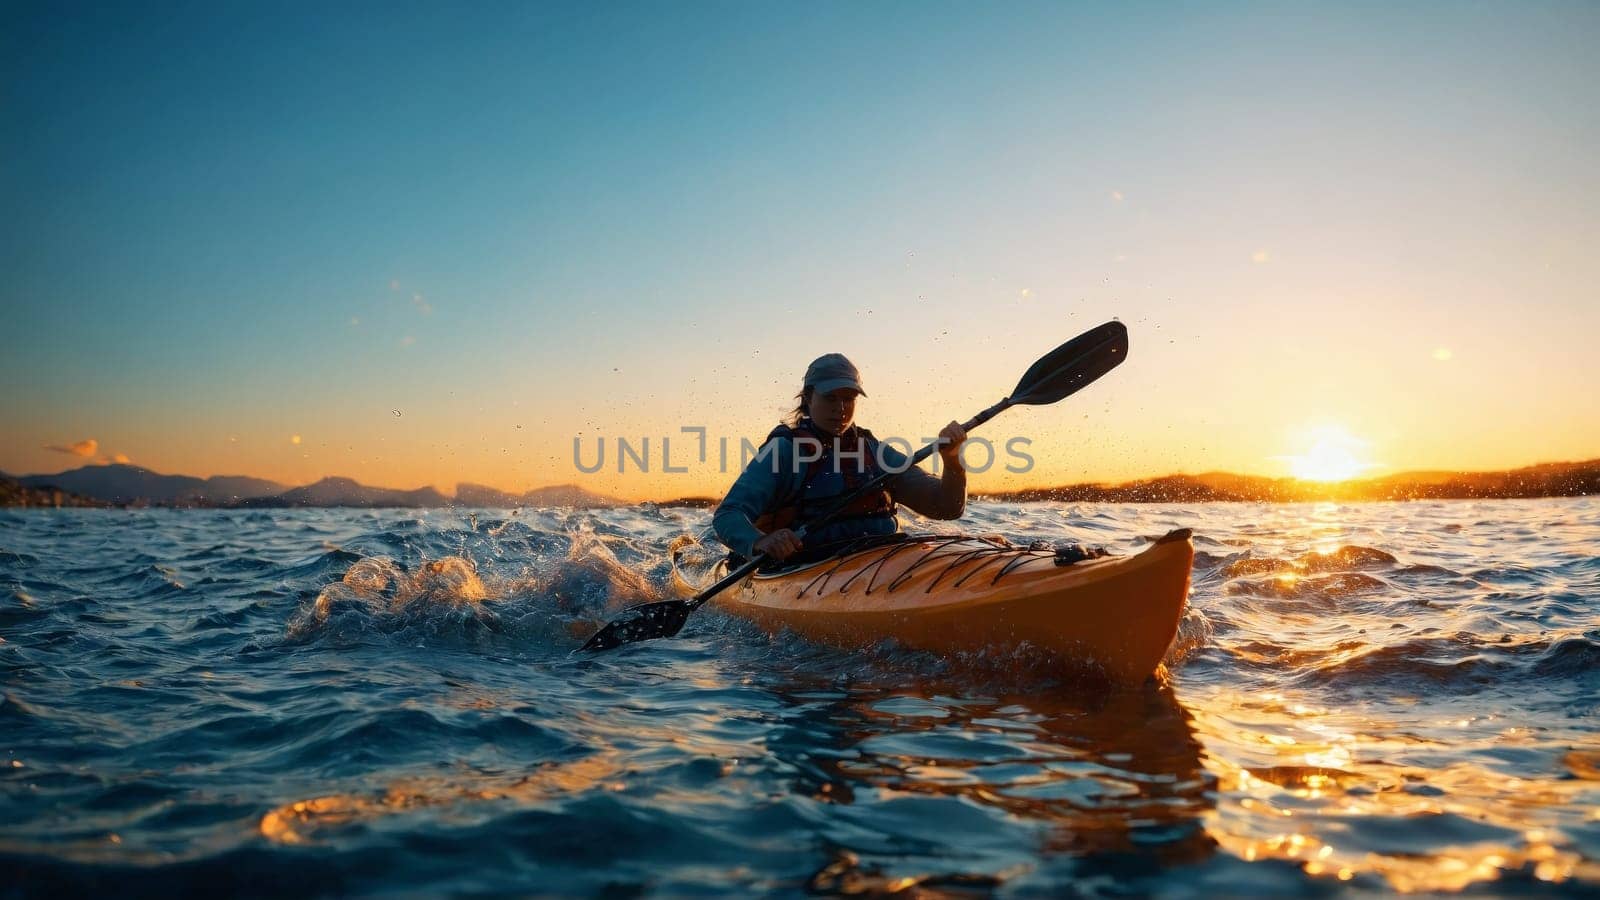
left=721, top=529, right=1194, bottom=683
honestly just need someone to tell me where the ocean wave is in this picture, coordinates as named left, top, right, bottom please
left=1, top=500, right=1596, bottom=896
left=1224, top=571, right=1391, bottom=601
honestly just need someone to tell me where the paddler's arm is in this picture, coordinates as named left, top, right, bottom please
left=712, top=437, right=798, bottom=558
left=878, top=421, right=967, bottom=520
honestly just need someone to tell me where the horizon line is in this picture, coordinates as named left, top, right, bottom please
left=7, top=454, right=1599, bottom=503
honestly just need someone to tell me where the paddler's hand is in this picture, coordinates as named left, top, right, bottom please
left=753, top=529, right=802, bottom=561
left=936, top=421, right=967, bottom=469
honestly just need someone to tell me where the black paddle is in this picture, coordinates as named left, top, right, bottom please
left=576, top=320, right=1130, bottom=653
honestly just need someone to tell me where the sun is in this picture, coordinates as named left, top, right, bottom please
left=1282, top=425, right=1376, bottom=482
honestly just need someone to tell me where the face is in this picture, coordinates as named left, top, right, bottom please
left=809, top=388, right=858, bottom=436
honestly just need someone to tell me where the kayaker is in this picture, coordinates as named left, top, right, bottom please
left=713, top=353, right=967, bottom=562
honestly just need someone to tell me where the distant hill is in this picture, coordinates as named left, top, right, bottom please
left=454, top=482, right=623, bottom=508
left=451, top=483, right=522, bottom=507
left=239, top=477, right=451, bottom=509
left=207, top=474, right=291, bottom=500
left=983, top=458, right=1600, bottom=503
left=656, top=496, right=719, bottom=509
left=1, top=464, right=626, bottom=508
left=16, top=464, right=286, bottom=506
left=1, top=473, right=107, bottom=507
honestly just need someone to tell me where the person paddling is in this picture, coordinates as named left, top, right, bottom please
left=713, top=353, right=968, bottom=563
left=582, top=322, right=1125, bottom=652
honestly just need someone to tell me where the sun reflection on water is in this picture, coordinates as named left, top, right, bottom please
left=1193, top=680, right=1598, bottom=892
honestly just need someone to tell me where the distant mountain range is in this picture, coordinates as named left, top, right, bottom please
left=235, top=476, right=451, bottom=509
left=0, top=464, right=626, bottom=509
left=1, top=475, right=106, bottom=508
left=451, top=482, right=623, bottom=509
left=977, top=458, right=1600, bottom=503
left=5, top=464, right=286, bottom=506
left=2, top=459, right=1595, bottom=509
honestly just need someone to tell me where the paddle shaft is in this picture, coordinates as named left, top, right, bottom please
left=684, top=398, right=1014, bottom=614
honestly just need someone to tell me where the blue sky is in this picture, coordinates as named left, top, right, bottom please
left=4, top=2, right=1597, bottom=496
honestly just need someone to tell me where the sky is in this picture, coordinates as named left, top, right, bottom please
left=3, top=1, right=1597, bottom=500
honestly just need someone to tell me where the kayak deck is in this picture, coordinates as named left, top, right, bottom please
left=720, top=529, right=1195, bottom=683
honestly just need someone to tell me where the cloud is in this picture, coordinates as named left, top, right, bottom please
left=112, top=453, right=130, bottom=464
left=412, top=294, right=432, bottom=315
left=46, top=438, right=98, bottom=457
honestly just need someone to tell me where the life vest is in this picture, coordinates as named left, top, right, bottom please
left=752, top=419, right=897, bottom=535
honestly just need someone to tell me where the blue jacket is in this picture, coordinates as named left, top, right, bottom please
left=712, top=423, right=966, bottom=558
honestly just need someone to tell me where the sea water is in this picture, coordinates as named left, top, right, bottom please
left=2, top=499, right=1597, bottom=896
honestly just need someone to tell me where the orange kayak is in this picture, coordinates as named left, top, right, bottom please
left=721, top=528, right=1194, bottom=683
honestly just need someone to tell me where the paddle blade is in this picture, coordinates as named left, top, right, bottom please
left=1010, top=321, right=1128, bottom=406
left=577, top=599, right=692, bottom=652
